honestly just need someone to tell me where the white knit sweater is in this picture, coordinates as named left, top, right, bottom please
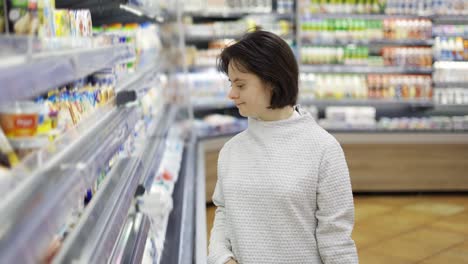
left=208, top=106, right=358, bottom=264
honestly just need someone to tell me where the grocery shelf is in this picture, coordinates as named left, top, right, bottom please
left=300, top=98, right=434, bottom=109
left=434, top=104, right=468, bottom=112
left=433, top=82, right=468, bottom=88
left=53, top=157, right=143, bottom=263
left=301, top=38, right=434, bottom=46
left=300, top=64, right=433, bottom=74
left=0, top=105, right=139, bottom=263
left=0, top=43, right=134, bottom=105
left=140, top=105, right=179, bottom=191
left=159, top=132, right=197, bottom=264
left=116, top=62, right=164, bottom=105
left=300, top=14, right=428, bottom=20
left=110, top=213, right=151, bottom=264
left=184, top=11, right=294, bottom=19
left=193, top=98, right=235, bottom=110
left=431, top=15, right=468, bottom=24
left=186, top=34, right=242, bottom=42
left=56, top=1, right=173, bottom=25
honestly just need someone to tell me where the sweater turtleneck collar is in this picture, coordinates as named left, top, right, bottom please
left=247, top=105, right=314, bottom=130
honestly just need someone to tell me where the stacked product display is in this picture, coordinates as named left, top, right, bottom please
left=318, top=106, right=468, bottom=131
left=300, top=73, right=432, bottom=101
left=184, top=0, right=295, bottom=70
left=296, top=0, right=468, bottom=132
left=184, top=0, right=273, bottom=13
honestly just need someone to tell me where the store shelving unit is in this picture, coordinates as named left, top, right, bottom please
left=431, top=15, right=468, bottom=25
left=433, top=82, right=468, bottom=89
left=300, top=98, right=434, bottom=109
left=300, top=65, right=433, bottom=74
left=301, top=39, right=434, bottom=46
left=0, top=103, right=139, bottom=262
left=0, top=40, right=134, bottom=104
left=185, top=11, right=294, bottom=19
left=56, top=0, right=174, bottom=25
left=0, top=1, right=202, bottom=263
left=53, top=157, right=143, bottom=263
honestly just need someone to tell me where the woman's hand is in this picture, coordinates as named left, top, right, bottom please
left=226, top=258, right=238, bottom=264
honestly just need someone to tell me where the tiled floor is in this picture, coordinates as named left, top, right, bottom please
left=206, top=195, right=468, bottom=263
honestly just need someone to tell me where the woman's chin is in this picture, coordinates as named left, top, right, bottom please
left=238, top=109, right=248, bottom=117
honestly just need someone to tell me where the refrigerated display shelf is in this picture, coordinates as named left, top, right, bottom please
left=56, top=1, right=174, bottom=24
left=140, top=105, right=179, bottom=191
left=192, top=98, right=435, bottom=111
left=434, top=104, right=468, bottom=111
left=431, top=15, right=468, bottom=24
left=0, top=43, right=134, bottom=104
left=434, top=82, right=468, bottom=88
left=110, top=213, right=151, bottom=264
left=300, top=64, right=433, bottom=74
left=159, top=132, right=196, bottom=264
left=184, top=11, right=294, bottom=19
left=0, top=105, right=139, bottom=264
left=300, top=98, right=434, bottom=109
left=186, top=34, right=242, bottom=42
left=301, top=38, right=434, bottom=46
left=116, top=62, right=164, bottom=105
left=300, top=14, right=427, bottom=20
left=193, top=99, right=235, bottom=110
left=53, top=157, right=143, bottom=264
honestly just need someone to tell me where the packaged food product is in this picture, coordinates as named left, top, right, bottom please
left=0, top=128, right=19, bottom=167
left=53, top=9, right=71, bottom=37
left=37, top=0, right=55, bottom=37
left=0, top=101, right=42, bottom=138
left=8, top=136, right=49, bottom=159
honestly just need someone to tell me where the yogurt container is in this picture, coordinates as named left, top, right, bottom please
left=0, top=102, right=42, bottom=138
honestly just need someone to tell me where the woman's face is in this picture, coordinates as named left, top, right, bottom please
left=227, top=61, right=272, bottom=118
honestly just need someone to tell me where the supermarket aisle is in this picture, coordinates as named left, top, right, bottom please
left=206, top=195, right=468, bottom=263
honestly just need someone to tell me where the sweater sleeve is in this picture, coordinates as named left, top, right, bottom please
left=315, top=138, right=358, bottom=264
left=208, top=147, right=235, bottom=264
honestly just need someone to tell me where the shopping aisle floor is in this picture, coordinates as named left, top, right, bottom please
left=206, top=195, right=468, bottom=263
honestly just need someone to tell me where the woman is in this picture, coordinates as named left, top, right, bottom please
left=208, top=30, right=358, bottom=264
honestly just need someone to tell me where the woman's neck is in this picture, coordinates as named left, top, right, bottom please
left=257, top=106, right=295, bottom=121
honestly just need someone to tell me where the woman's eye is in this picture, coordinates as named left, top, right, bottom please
left=237, top=85, right=244, bottom=89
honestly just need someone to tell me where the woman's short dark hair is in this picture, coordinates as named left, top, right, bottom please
left=217, top=30, right=298, bottom=109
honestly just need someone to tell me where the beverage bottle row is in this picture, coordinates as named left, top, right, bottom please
left=430, top=0, right=468, bottom=15
left=378, top=116, right=466, bottom=131
left=301, top=19, right=384, bottom=41
left=300, top=73, right=369, bottom=99
left=301, top=46, right=370, bottom=65
left=383, top=19, right=432, bottom=40
left=434, top=88, right=468, bottom=105
left=385, top=0, right=433, bottom=15
left=367, top=74, right=432, bottom=99
left=301, top=18, right=432, bottom=43
left=302, top=0, right=384, bottom=14
left=433, top=37, right=468, bottom=61
left=382, top=47, right=433, bottom=68
left=300, top=73, right=432, bottom=100
left=302, top=0, right=468, bottom=15
left=433, top=25, right=468, bottom=37
left=433, top=62, right=468, bottom=83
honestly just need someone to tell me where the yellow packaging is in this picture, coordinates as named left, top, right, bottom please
left=53, top=9, right=71, bottom=37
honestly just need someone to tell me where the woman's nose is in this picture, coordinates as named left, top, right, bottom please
left=228, top=87, right=239, bottom=100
